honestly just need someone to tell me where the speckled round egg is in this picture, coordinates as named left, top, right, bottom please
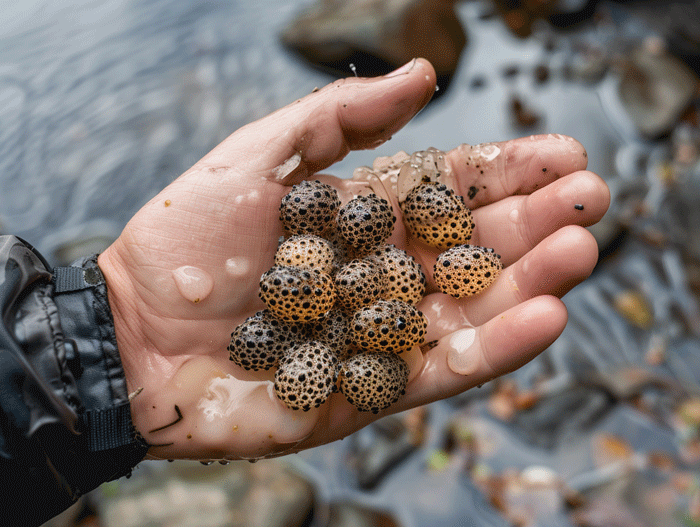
left=334, top=258, right=387, bottom=312
left=279, top=180, right=340, bottom=236
left=274, top=341, right=340, bottom=411
left=352, top=299, right=427, bottom=354
left=400, top=182, right=474, bottom=250
left=433, top=245, right=502, bottom=298
left=228, top=310, right=304, bottom=371
left=259, top=266, right=335, bottom=323
left=275, top=234, right=335, bottom=274
left=340, top=352, right=409, bottom=413
left=308, top=309, right=354, bottom=361
left=337, top=194, right=396, bottom=255
left=368, top=244, right=426, bottom=305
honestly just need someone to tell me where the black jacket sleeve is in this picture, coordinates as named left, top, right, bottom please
left=0, top=235, right=149, bottom=526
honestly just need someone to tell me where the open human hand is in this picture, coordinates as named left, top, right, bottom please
left=97, top=59, right=610, bottom=462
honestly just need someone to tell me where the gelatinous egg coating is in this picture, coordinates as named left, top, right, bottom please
left=368, top=244, right=426, bottom=305
left=433, top=245, right=502, bottom=298
left=352, top=299, right=427, bottom=354
left=337, top=194, right=396, bottom=255
left=308, top=309, right=354, bottom=361
left=279, top=180, right=340, bottom=236
left=259, top=266, right=335, bottom=322
left=274, top=341, right=340, bottom=411
left=340, top=352, right=409, bottom=413
left=396, top=147, right=448, bottom=203
left=334, top=258, right=387, bottom=312
left=400, top=182, right=474, bottom=250
left=275, top=234, right=335, bottom=274
left=228, top=310, right=304, bottom=371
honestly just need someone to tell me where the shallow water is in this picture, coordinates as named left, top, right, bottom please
left=0, top=0, right=326, bottom=263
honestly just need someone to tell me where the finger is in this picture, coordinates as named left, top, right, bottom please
left=461, top=225, right=598, bottom=326
left=197, top=58, right=437, bottom=185
left=445, top=134, right=589, bottom=209
left=418, top=225, right=597, bottom=337
left=472, top=170, right=610, bottom=266
left=399, top=295, right=568, bottom=409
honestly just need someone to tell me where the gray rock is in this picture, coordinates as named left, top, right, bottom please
left=280, top=0, right=466, bottom=94
left=618, top=45, right=699, bottom=138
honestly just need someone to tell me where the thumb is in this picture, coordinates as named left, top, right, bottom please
left=199, top=58, right=437, bottom=184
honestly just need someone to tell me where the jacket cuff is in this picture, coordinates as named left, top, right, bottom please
left=51, top=254, right=150, bottom=465
left=0, top=236, right=148, bottom=525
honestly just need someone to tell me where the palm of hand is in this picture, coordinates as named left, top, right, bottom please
left=98, top=60, right=609, bottom=461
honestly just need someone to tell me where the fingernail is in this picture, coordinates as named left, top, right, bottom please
left=444, top=328, right=479, bottom=375
left=384, top=58, right=417, bottom=78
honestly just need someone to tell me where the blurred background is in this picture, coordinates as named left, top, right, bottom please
left=3, top=0, right=700, bottom=525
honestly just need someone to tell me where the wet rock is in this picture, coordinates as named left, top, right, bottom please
left=280, top=0, right=466, bottom=96
left=238, top=462, right=315, bottom=527
left=582, top=367, right=680, bottom=402
left=591, top=432, right=634, bottom=469
left=348, top=411, right=425, bottom=489
left=493, top=0, right=597, bottom=38
left=502, top=465, right=565, bottom=526
left=618, top=43, right=699, bottom=138
left=100, top=459, right=314, bottom=527
left=564, top=45, right=609, bottom=84
left=613, top=289, right=654, bottom=329
left=570, top=494, right=648, bottom=527
left=509, top=95, right=542, bottom=129
left=327, top=502, right=400, bottom=527
left=623, top=0, right=700, bottom=77
left=510, top=386, right=613, bottom=450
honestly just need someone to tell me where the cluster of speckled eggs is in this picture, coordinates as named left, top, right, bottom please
left=228, top=158, right=502, bottom=414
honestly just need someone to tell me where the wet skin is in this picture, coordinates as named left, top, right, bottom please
left=97, top=58, right=610, bottom=461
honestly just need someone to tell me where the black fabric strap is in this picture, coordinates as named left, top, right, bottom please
left=82, top=404, right=135, bottom=451
left=52, top=256, right=149, bottom=457
left=53, top=264, right=106, bottom=293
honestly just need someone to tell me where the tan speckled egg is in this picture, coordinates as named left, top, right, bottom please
left=308, top=309, right=354, bottom=361
left=274, top=341, right=340, bottom=411
left=228, top=310, right=305, bottom=371
left=400, top=182, right=474, bottom=250
left=340, top=352, right=409, bottom=414
left=275, top=234, right=335, bottom=274
left=368, top=244, right=426, bottom=305
left=433, top=245, right=502, bottom=298
left=352, top=299, right=427, bottom=354
left=279, top=180, right=340, bottom=236
left=259, top=266, right=335, bottom=323
left=337, top=194, right=396, bottom=255
left=334, top=258, right=387, bottom=312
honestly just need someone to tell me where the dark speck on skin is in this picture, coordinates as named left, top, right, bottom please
left=574, top=204, right=584, bottom=210
left=468, top=186, right=479, bottom=200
